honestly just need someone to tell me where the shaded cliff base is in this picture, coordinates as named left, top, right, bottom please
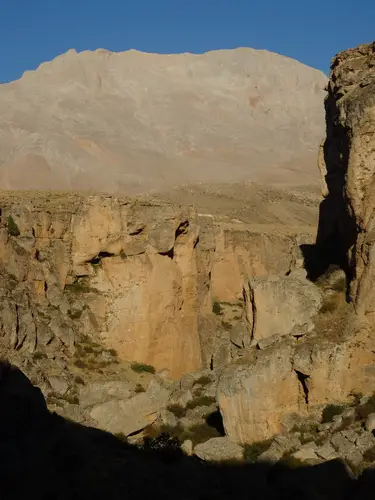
left=1, top=361, right=375, bottom=500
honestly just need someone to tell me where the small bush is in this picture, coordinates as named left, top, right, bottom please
left=320, top=296, right=339, bottom=314
left=33, top=351, right=47, bottom=361
left=280, top=453, right=305, bottom=468
left=185, top=396, right=216, bottom=411
left=212, top=301, right=222, bottom=315
left=7, top=215, right=20, bottom=237
left=179, top=423, right=222, bottom=446
left=332, top=277, right=346, bottom=293
left=131, top=362, right=155, bottom=374
left=322, top=404, right=346, bottom=423
left=221, top=321, right=232, bottom=331
left=65, top=281, right=93, bottom=294
left=364, top=445, right=375, bottom=462
left=115, top=433, right=128, bottom=444
left=194, top=375, right=212, bottom=387
left=74, top=359, right=87, bottom=369
left=356, top=394, right=375, bottom=420
left=135, top=383, right=146, bottom=393
left=244, top=439, right=272, bottom=463
left=167, top=404, right=187, bottom=419
left=63, top=394, right=80, bottom=405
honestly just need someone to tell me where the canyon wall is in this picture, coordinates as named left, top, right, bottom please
left=0, top=192, right=311, bottom=379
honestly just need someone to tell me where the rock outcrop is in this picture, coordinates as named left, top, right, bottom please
left=317, top=41, right=375, bottom=310
left=0, top=193, right=201, bottom=378
left=0, top=191, right=315, bottom=378
left=217, top=41, right=375, bottom=446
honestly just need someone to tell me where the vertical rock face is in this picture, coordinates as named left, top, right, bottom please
left=319, top=42, right=375, bottom=315
left=0, top=194, right=201, bottom=378
left=217, top=341, right=304, bottom=444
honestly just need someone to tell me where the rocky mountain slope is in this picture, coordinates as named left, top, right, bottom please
left=0, top=48, right=326, bottom=193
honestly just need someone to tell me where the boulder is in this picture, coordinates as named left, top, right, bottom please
left=244, top=272, right=322, bottom=343
left=194, top=437, right=244, bottom=462
left=79, top=380, right=135, bottom=408
left=217, top=341, right=303, bottom=444
left=88, top=378, right=169, bottom=436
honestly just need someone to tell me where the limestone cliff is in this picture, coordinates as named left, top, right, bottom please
left=0, top=192, right=312, bottom=379
left=0, top=193, right=201, bottom=378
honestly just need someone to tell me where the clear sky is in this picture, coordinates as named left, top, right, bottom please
left=0, top=0, right=374, bottom=83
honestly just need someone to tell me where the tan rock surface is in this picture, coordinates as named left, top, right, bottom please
left=245, top=271, right=322, bottom=343
left=0, top=192, right=202, bottom=378
left=217, top=341, right=303, bottom=444
left=0, top=48, right=326, bottom=194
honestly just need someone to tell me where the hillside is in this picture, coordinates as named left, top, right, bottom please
left=0, top=47, right=326, bottom=194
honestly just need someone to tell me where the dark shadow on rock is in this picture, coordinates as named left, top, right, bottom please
left=300, top=194, right=357, bottom=283
left=0, top=360, right=373, bottom=500
left=301, top=89, right=358, bottom=286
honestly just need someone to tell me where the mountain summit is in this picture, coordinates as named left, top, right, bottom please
left=0, top=48, right=327, bottom=193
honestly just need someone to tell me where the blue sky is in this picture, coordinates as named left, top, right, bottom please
left=0, top=0, right=374, bottom=83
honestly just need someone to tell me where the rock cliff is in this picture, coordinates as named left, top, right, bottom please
left=0, top=191, right=313, bottom=378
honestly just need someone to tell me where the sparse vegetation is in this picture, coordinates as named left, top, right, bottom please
left=135, top=383, right=146, bottom=393
left=280, top=452, right=305, bottom=468
left=356, top=393, right=375, bottom=420
left=115, top=432, right=128, bottom=444
left=185, top=396, right=216, bottom=411
left=320, top=295, right=341, bottom=314
left=167, top=404, right=187, bottom=419
left=65, top=281, right=93, bottom=294
left=322, top=404, right=346, bottom=423
left=244, top=439, right=272, bottom=463
left=7, top=215, right=20, bottom=237
left=212, top=301, right=222, bottom=315
left=74, top=375, right=85, bottom=385
left=363, top=445, right=375, bottom=462
left=291, top=421, right=319, bottom=443
left=130, top=362, right=155, bottom=374
left=33, top=351, right=47, bottom=361
left=194, top=375, right=212, bottom=387
left=221, top=320, right=232, bottom=331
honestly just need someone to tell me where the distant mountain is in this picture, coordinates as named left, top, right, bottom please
left=0, top=48, right=327, bottom=193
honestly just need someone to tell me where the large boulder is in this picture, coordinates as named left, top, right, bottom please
left=217, top=340, right=303, bottom=444
left=194, top=437, right=244, bottom=462
left=244, top=270, right=322, bottom=343
left=87, top=378, right=169, bottom=436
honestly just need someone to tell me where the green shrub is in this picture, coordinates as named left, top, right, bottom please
left=65, top=281, right=93, bottom=294
left=194, top=375, right=212, bottom=387
left=221, top=321, right=232, bottom=331
left=244, top=439, right=272, bottom=463
left=280, top=453, right=305, bottom=468
left=74, top=359, right=87, bottom=369
left=212, top=301, right=222, bottom=315
left=135, top=383, right=146, bottom=393
left=332, top=277, right=346, bottom=293
left=7, top=215, right=20, bottom=237
left=356, top=394, right=375, bottom=420
left=322, top=404, right=346, bottom=423
left=185, top=396, right=216, bottom=411
left=33, top=351, right=47, bottom=361
left=74, top=375, right=85, bottom=385
left=115, top=432, right=128, bottom=444
left=179, top=423, right=222, bottom=446
left=364, top=445, right=375, bottom=462
left=130, top=362, right=155, bottom=374
left=167, top=404, right=187, bottom=419
left=320, top=296, right=339, bottom=314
